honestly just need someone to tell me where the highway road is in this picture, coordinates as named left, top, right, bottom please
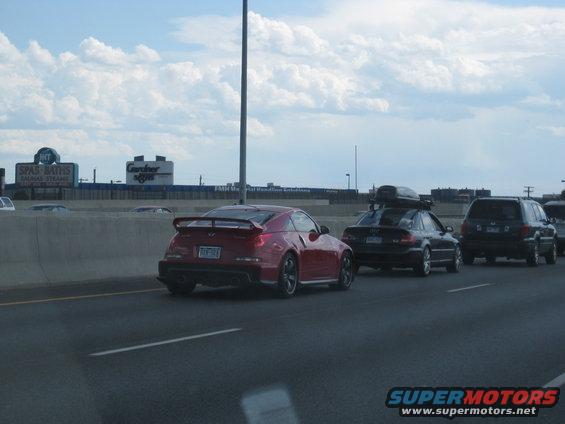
left=1, top=260, right=564, bottom=424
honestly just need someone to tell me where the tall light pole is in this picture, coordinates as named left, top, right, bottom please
left=346, top=173, right=351, bottom=190
left=354, top=145, right=358, bottom=192
left=0, top=168, right=5, bottom=197
left=239, top=0, right=248, bottom=204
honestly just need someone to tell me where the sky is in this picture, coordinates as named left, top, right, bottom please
left=1, top=0, right=565, bottom=195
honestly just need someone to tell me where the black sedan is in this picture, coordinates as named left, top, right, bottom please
left=342, top=207, right=462, bottom=276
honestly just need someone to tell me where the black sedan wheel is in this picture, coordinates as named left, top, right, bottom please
left=330, top=251, right=354, bottom=291
left=414, top=247, right=431, bottom=277
left=277, top=253, right=298, bottom=298
left=545, top=240, right=558, bottom=265
left=527, top=242, right=540, bottom=267
left=462, top=250, right=475, bottom=265
left=446, top=245, right=462, bottom=273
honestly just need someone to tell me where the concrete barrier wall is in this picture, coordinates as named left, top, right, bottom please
left=11, top=200, right=468, bottom=217
left=0, top=212, right=175, bottom=289
left=0, top=212, right=464, bottom=289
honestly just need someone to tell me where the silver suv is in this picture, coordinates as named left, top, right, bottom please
left=544, top=200, right=565, bottom=255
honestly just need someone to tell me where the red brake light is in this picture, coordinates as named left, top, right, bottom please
left=254, top=233, right=273, bottom=248
left=461, top=220, right=469, bottom=236
left=519, top=224, right=530, bottom=238
left=399, top=234, right=417, bottom=245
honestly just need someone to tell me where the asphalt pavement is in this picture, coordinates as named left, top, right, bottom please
left=1, top=259, right=564, bottom=424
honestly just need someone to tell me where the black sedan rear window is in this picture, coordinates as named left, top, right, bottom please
left=468, top=200, right=521, bottom=220
left=357, top=208, right=417, bottom=229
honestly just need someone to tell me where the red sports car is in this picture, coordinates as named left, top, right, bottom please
left=158, top=205, right=354, bottom=297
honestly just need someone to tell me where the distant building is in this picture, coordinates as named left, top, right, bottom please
left=475, top=188, right=492, bottom=198
left=431, top=188, right=459, bottom=202
left=431, top=187, right=491, bottom=203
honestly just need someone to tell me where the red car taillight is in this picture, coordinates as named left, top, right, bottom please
left=461, top=220, right=469, bottom=236
left=399, top=234, right=417, bottom=245
left=254, top=233, right=273, bottom=249
left=519, top=224, right=531, bottom=238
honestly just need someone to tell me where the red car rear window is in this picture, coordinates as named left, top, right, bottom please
left=204, top=209, right=276, bottom=226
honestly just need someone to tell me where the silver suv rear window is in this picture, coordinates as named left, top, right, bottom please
left=468, top=200, right=521, bottom=220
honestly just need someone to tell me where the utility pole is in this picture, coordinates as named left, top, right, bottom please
left=199, top=175, right=203, bottom=186
left=354, top=145, right=358, bottom=192
left=524, top=185, right=534, bottom=199
left=346, top=173, right=351, bottom=190
left=239, top=0, right=248, bottom=205
left=93, top=167, right=97, bottom=184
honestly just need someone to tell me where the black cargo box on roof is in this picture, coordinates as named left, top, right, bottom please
left=376, top=185, right=419, bottom=203
left=370, top=185, right=431, bottom=209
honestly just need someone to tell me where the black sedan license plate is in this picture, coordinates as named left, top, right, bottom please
left=198, top=246, right=221, bottom=259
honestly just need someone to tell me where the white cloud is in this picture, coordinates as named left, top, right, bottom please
left=79, top=37, right=160, bottom=65
left=248, top=12, right=330, bottom=57
left=521, top=94, right=563, bottom=109
left=132, top=44, right=161, bottom=63
left=0, top=32, right=22, bottom=62
left=541, top=126, right=565, bottom=138
left=79, top=37, right=129, bottom=65
left=394, top=60, right=454, bottom=92
left=26, top=40, right=56, bottom=68
left=0, top=129, right=135, bottom=157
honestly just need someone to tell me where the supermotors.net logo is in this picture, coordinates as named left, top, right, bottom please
left=385, top=387, right=560, bottom=419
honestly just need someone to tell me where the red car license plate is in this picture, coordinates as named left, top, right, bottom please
left=198, top=246, right=221, bottom=259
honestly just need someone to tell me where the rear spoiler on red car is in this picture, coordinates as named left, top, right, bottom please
left=173, top=217, right=265, bottom=234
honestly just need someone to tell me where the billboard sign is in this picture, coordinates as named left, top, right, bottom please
left=126, top=161, right=174, bottom=185
left=16, top=147, right=78, bottom=188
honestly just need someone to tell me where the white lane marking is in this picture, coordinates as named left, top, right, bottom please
left=0, top=288, right=166, bottom=307
left=89, top=328, right=242, bottom=357
left=544, top=372, right=565, bottom=388
left=447, top=283, right=492, bottom=293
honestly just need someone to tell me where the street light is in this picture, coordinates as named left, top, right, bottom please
left=239, top=0, right=248, bottom=204
left=346, top=173, right=351, bottom=190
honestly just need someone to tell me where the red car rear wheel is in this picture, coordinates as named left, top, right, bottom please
left=330, top=251, right=354, bottom=291
left=277, top=252, right=298, bottom=298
